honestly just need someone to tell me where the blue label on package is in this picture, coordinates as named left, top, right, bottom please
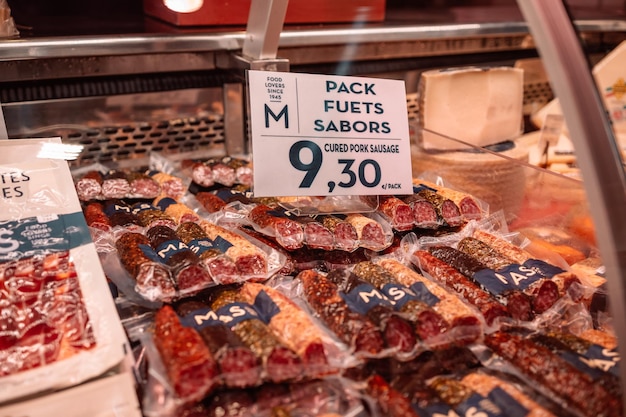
left=253, top=290, right=281, bottom=324
left=523, top=259, right=566, bottom=277
left=417, top=402, right=458, bottom=417
left=0, top=212, right=91, bottom=261
left=212, top=235, right=234, bottom=253
left=155, top=197, right=177, bottom=211
left=156, top=239, right=191, bottom=263
left=487, top=387, right=529, bottom=417
left=381, top=282, right=422, bottom=310
left=473, top=264, right=543, bottom=296
left=340, top=283, right=393, bottom=315
left=457, top=393, right=503, bottom=417
left=561, top=345, right=620, bottom=379
left=187, top=238, right=220, bottom=256
left=180, top=307, right=222, bottom=329
left=215, top=302, right=263, bottom=328
left=138, top=243, right=162, bottom=263
left=409, top=282, right=440, bottom=306
left=103, top=202, right=131, bottom=216
left=131, top=202, right=158, bottom=214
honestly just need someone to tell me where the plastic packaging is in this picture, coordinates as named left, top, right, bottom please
left=0, top=138, right=127, bottom=403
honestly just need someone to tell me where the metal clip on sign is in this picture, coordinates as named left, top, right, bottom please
left=232, top=0, right=290, bottom=72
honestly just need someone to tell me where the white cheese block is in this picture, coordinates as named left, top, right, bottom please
left=418, top=66, right=524, bottom=150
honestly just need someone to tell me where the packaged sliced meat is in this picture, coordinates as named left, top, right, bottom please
left=295, top=216, right=335, bottom=251
left=224, top=156, right=253, bottom=187
left=457, top=237, right=562, bottom=314
left=415, top=179, right=485, bottom=221
left=401, top=194, right=440, bottom=229
left=297, top=269, right=385, bottom=356
left=249, top=204, right=305, bottom=250
left=75, top=170, right=103, bottom=201
left=484, top=330, right=622, bottom=417
left=428, top=375, right=539, bottom=417
left=162, top=201, right=201, bottom=224
left=412, top=250, right=509, bottom=326
left=321, top=215, right=359, bottom=252
left=378, top=196, right=415, bottom=231
left=153, top=305, right=219, bottom=402
left=472, top=230, right=586, bottom=302
left=325, top=269, right=417, bottom=354
left=237, top=227, right=295, bottom=276
left=239, top=282, right=331, bottom=374
left=416, top=187, right=464, bottom=227
left=146, top=225, right=213, bottom=292
left=104, top=200, right=142, bottom=230
left=83, top=201, right=111, bottom=232
left=457, top=236, right=514, bottom=270
left=150, top=171, right=186, bottom=201
left=0, top=251, right=96, bottom=377
left=207, top=287, right=303, bottom=383
left=207, top=158, right=237, bottom=187
left=127, top=171, right=161, bottom=199
left=391, top=375, right=458, bottom=417
left=115, top=231, right=176, bottom=301
left=377, top=258, right=483, bottom=344
left=176, top=221, right=240, bottom=285
left=175, top=300, right=261, bottom=388
left=133, top=204, right=177, bottom=230
left=530, top=330, right=621, bottom=398
left=429, top=245, right=534, bottom=321
left=195, top=191, right=227, bottom=213
left=351, top=261, right=450, bottom=344
left=199, top=220, right=270, bottom=279
left=366, top=374, right=420, bottom=417
left=472, top=230, right=532, bottom=264
left=185, top=160, right=215, bottom=188
left=460, top=370, right=557, bottom=417
left=344, top=213, right=390, bottom=251
left=101, top=170, right=131, bottom=199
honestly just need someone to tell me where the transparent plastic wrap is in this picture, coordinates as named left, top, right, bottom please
left=398, top=211, right=598, bottom=332
left=72, top=163, right=175, bottom=202
left=74, top=165, right=287, bottom=304
left=473, top=327, right=623, bottom=417
left=96, top=218, right=286, bottom=305
left=244, top=204, right=394, bottom=253
left=173, top=377, right=371, bottom=417
left=0, top=138, right=126, bottom=402
left=140, top=284, right=358, bottom=416
left=287, top=266, right=481, bottom=361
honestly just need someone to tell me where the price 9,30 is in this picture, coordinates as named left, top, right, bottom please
left=289, top=140, right=382, bottom=193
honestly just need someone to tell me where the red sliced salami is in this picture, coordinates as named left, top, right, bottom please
left=402, top=195, right=439, bottom=229
left=75, top=170, right=103, bottom=201
left=153, top=305, right=219, bottom=401
left=322, top=215, right=358, bottom=252
left=249, top=204, right=304, bottom=250
left=101, top=171, right=131, bottom=199
left=127, top=172, right=161, bottom=199
left=413, top=250, right=509, bottom=325
left=175, top=300, right=260, bottom=388
left=379, top=196, right=415, bottom=231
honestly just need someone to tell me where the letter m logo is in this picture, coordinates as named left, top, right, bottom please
left=265, top=104, right=289, bottom=128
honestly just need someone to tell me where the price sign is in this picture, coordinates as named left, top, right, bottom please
left=248, top=70, right=413, bottom=197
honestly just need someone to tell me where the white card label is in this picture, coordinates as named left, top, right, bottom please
left=248, top=70, right=413, bottom=197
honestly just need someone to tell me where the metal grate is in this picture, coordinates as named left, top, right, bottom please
left=25, top=114, right=227, bottom=168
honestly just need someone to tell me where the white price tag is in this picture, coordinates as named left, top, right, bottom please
left=248, top=70, right=413, bottom=197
